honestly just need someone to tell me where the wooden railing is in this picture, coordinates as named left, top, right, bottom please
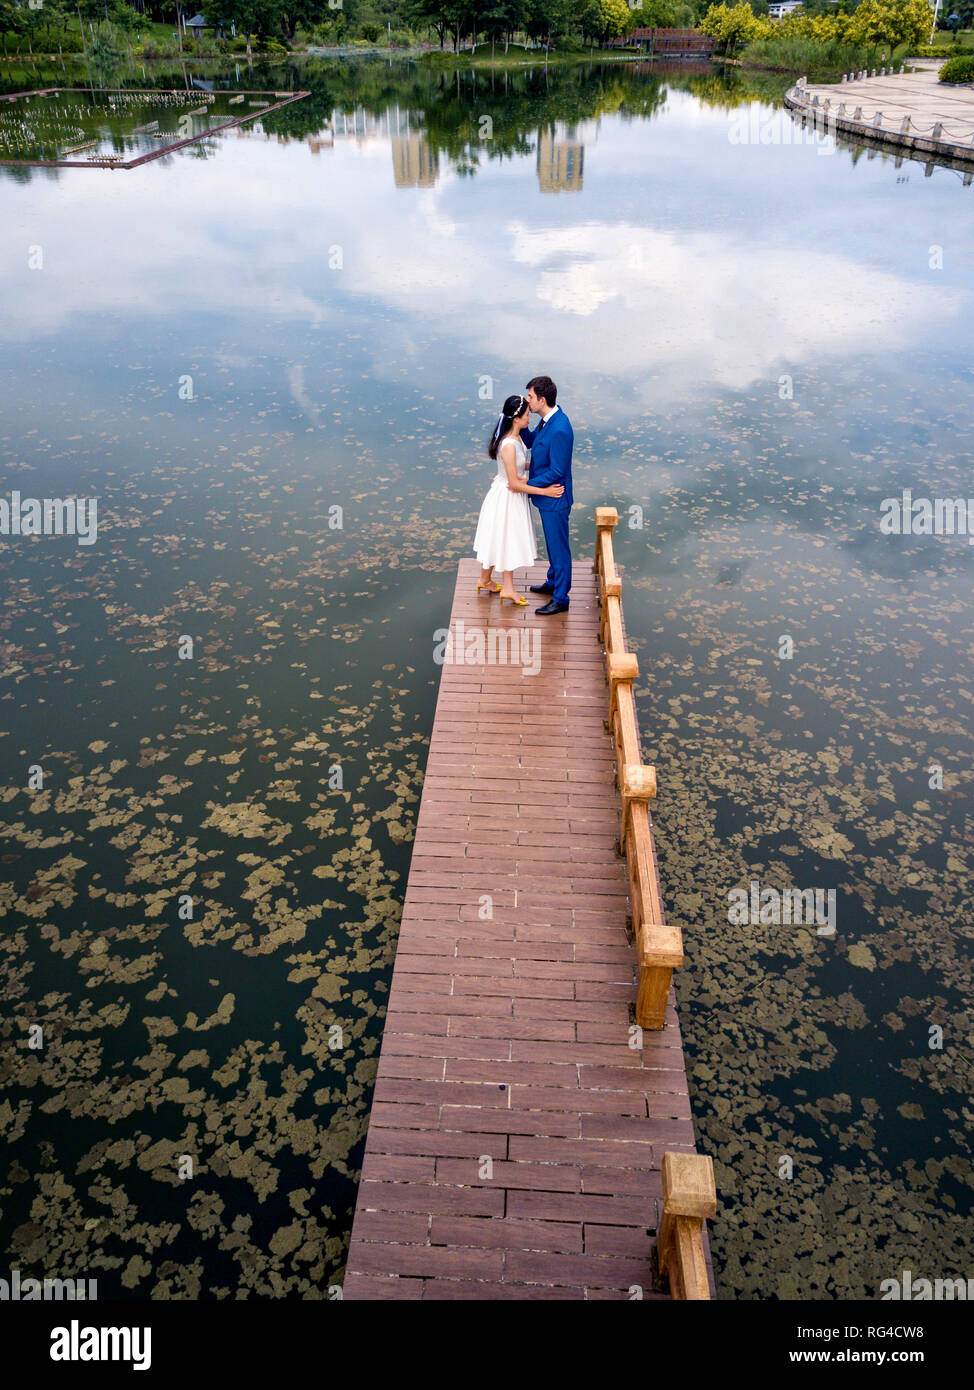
left=606, top=28, right=716, bottom=57
left=658, top=1152, right=717, bottom=1300
left=593, top=506, right=683, bottom=1031
left=593, top=506, right=716, bottom=1301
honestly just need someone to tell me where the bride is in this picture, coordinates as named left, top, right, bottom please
left=473, top=393, right=564, bottom=607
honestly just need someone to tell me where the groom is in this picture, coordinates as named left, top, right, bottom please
left=520, top=375, right=573, bottom=615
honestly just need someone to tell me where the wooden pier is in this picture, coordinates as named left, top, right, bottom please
left=344, top=510, right=715, bottom=1300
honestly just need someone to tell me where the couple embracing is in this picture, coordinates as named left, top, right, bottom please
left=472, top=374, right=573, bottom=614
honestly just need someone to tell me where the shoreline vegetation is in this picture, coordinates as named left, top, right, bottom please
left=0, top=46, right=674, bottom=66
left=0, top=41, right=964, bottom=68
left=1, top=1, right=972, bottom=86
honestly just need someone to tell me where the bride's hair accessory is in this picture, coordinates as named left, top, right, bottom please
left=487, top=394, right=529, bottom=459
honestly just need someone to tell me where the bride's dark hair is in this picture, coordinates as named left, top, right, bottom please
left=488, top=394, right=528, bottom=460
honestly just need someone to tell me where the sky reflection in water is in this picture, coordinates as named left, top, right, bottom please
left=1, top=59, right=971, bottom=1300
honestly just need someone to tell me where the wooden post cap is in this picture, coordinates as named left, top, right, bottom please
left=661, top=1152, right=717, bottom=1220
left=607, top=652, right=638, bottom=682
left=622, top=764, right=656, bottom=800
left=640, top=919, right=684, bottom=970
left=603, top=578, right=622, bottom=599
left=594, top=506, right=619, bottom=528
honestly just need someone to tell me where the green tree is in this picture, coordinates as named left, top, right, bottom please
left=0, top=0, right=26, bottom=56
left=579, top=0, right=633, bottom=41
left=41, top=0, right=76, bottom=51
left=159, top=0, right=190, bottom=50
left=699, top=0, right=766, bottom=51
left=77, top=0, right=140, bottom=28
left=22, top=0, right=47, bottom=54
left=402, top=0, right=452, bottom=46
left=627, top=0, right=690, bottom=23
left=845, top=0, right=934, bottom=47
left=476, top=0, right=525, bottom=52
left=525, top=0, right=573, bottom=44
left=207, top=0, right=259, bottom=55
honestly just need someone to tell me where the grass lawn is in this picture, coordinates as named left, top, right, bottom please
left=928, top=30, right=974, bottom=51
left=1, top=16, right=189, bottom=57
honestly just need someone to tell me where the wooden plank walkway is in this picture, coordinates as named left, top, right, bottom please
left=344, top=555, right=711, bottom=1300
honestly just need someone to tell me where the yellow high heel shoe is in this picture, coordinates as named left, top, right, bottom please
left=498, top=593, right=528, bottom=607
left=476, top=580, right=502, bottom=595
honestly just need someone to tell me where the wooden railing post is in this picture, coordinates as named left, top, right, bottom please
left=635, top=915, right=684, bottom=1029
left=657, top=1152, right=716, bottom=1300
left=599, top=576, right=622, bottom=647
left=606, top=650, right=638, bottom=727
left=601, top=583, right=625, bottom=655
left=607, top=658, right=641, bottom=783
left=593, top=505, right=619, bottom=577
left=619, top=762, right=656, bottom=853
left=594, top=506, right=626, bottom=655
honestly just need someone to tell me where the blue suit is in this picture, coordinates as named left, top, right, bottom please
left=521, top=407, right=573, bottom=606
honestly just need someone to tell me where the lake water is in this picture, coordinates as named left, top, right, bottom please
left=1, top=55, right=971, bottom=1300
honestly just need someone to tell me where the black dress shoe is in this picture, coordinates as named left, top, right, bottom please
left=535, top=600, right=569, bottom=616
left=529, top=583, right=554, bottom=595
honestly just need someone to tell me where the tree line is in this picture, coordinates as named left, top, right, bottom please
left=0, top=0, right=700, bottom=54
left=699, top=0, right=953, bottom=53
left=1, top=0, right=967, bottom=57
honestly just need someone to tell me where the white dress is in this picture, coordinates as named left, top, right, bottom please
left=473, top=435, right=538, bottom=572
